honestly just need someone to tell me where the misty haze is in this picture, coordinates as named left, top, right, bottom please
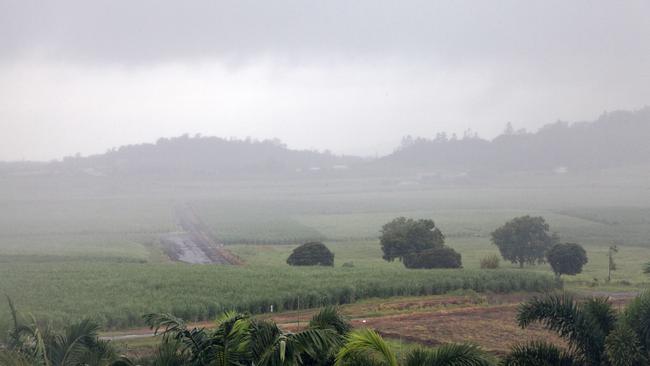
left=1, top=1, right=650, bottom=365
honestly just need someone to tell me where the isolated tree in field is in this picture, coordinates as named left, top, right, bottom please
left=546, top=243, right=588, bottom=278
left=287, top=241, right=334, bottom=266
left=403, top=247, right=462, bottom=269
left=380, top=217, right=444, bottom=263
left=491, top=216, right=556, bottom=268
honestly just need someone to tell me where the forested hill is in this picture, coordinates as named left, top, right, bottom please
left=1, top=107, right=649, bottom=179
left=381, top=107, right=650, bottom=173
left=1, top=136, right=361, bottom=178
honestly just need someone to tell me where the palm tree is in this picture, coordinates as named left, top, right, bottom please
left=0, top=350, right=34, bottom=366
left=308, top=306, right=352, bottom=336
left=144, top=311, right=252, bottom=366
left=335, top=329, right=397, bottom=366
left=500, top=341, right=579, bottom=366
left=143, top=307, right=344, bottom=366
left=249, top=319, right=340, bottom=366
left=403, top=344, right=494, bottom=366
left=4, top=296, right=119, bottom=366
left=335, top=328, right=493, bottom=366
left=303, top=306, right=352, bottom=365
left=505, top=292, right=650, bottom=366
left=518, top=293, right=617, bottom=365
left=604, top=291, right=650, bottom=366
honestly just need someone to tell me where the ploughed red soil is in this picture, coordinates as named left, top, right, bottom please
left=265, top=292, right=635, bottom=354
left=106, top=291, right=636, bottom=355
left=268, top=293, right=566, bottom=354
left=354, top=304, right=560, bottom=353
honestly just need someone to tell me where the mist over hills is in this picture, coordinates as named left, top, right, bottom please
left=1, top=107, right=649, bottom=179
left=8, top=136, right=363, bottom=178
left=384, top=107, right=650, bottom=174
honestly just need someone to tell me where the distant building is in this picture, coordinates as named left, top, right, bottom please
left=554, top=166, right=568, bottom=174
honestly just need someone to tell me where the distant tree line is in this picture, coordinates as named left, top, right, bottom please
left=386, top=107, right=650, bottom=173
left=3, top=107, right=650, bottom=178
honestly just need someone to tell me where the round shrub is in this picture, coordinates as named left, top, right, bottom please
left=286, top=241, right=334, bottom=266
left=480, top=254, right=501, bottom=269
left=546, top=242, right=588, bottom=277
left=403, top=246, right=462, bottom=269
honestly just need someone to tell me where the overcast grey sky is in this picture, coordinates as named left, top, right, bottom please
left=1, top=0, right=649, bottom=161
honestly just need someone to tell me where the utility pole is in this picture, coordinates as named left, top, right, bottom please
left=608, top=244, right=618, bottom=283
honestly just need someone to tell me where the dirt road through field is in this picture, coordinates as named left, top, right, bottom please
left=160, top=203, right=241, bottom=265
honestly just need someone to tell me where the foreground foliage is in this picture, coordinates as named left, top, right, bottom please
left=6, top=292, right=650, bottom=365
left=335, top=328, right=493, bottom=366
left=2, top=297, right=118, bottom=366
left=504, top=291, right=650, bottom=365
left=135, top=307, right=494, bottom=366
left=2, top=300, right=495, bottom=366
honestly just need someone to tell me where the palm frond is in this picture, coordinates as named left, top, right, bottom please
left=335, top=328, right=397, bottom=366
left=0, top=350, right=34, bottom=366
left=251, top=318, right=340, bottom=366
left=517, top=293, right=610, bottom=365
left=517, top=294, right=580, bottom=337
left=405, top=343, right=493, bottom=366
left=110, top=356, right=137, bottom=366
left=250, top=319, right=283, bottom=364
left=581, top=297, right=617, bottom=335
left=150, top=336, right=191, bottom=366
left=501, top=341, right=579, bottom=366
left=201, top=314, right=252, bottom=366
left=289, top=328, right=341, bottom=361
left=605, top=323, right=647, bottom=366
left=619, top=291, right=650, bottom=352
left=143, top=313, right=188, bottom=336
left=4, top=296, right=37, bottom=354
left=309, top=306, right=352, bottom=335
left=30, top=316, right=52, bottom=366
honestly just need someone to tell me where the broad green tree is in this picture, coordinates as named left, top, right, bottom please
left=287, top=242, right=335, bottom=266
left=380, top=217, right=444, bottom=263
left=491, top=216, right=557, bottom=268
left=546, top=243, right=588, bottom=278
left=403, top=247, right=462, bottom=269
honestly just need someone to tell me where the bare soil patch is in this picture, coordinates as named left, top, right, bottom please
left=161, top=203, right=242, bottom=265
